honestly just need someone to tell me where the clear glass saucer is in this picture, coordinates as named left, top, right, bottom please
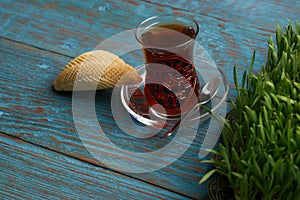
left=120, top=59, right=229, bottom=127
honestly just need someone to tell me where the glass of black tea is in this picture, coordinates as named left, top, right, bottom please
left=135, top=15, right=200, bottom=118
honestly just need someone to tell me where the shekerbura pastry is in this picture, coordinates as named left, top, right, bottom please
left=53, top=50, right=141, bottom=91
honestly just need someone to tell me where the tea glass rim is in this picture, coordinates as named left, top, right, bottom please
left=135, top=14, right=199, bottom=50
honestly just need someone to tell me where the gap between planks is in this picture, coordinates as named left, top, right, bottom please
left=0, top=130, right=194, bottom=199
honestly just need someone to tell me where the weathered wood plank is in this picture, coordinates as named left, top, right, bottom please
left=0, top=0, right=273, bottom=81
left=146, top=0, right=300, bottom=30
left=0, top=132, right=190, bottom=199
left=0, top=37, right=215, bottom=199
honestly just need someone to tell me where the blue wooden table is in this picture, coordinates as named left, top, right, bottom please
left=0, top=0, right=299, bottom=199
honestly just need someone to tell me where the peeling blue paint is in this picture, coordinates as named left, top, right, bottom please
left=98, top=4, right=109, bottom=12
left=61, top=38, right=79, bottom=50
left=37, top=63, right=49, bottom=69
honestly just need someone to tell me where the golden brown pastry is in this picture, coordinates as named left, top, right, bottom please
left=53, top=50, right=141, bottom=91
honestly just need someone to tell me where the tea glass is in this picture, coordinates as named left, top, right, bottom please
left=135, top=15, right=200, bottom=118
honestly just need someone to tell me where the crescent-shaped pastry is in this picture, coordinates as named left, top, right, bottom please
left=53, top=50, right=142, bottom=91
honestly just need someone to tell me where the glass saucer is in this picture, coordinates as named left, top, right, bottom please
left=120, top=59, right=229, bottom=127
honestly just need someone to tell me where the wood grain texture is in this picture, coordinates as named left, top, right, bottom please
left=0, top=0, right=295, bottom=199
left=0, top=132, right=189, bottom=200
left=0, top=37, right=214, bottom=199
left=0, top=0, right=276, bottom=83
left=146, top=0, right=300, bottom=28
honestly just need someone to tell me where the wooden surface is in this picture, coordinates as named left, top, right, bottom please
left=0, top=133, right=188, bottom=199
left=0, top=0, right=299, bottom=199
